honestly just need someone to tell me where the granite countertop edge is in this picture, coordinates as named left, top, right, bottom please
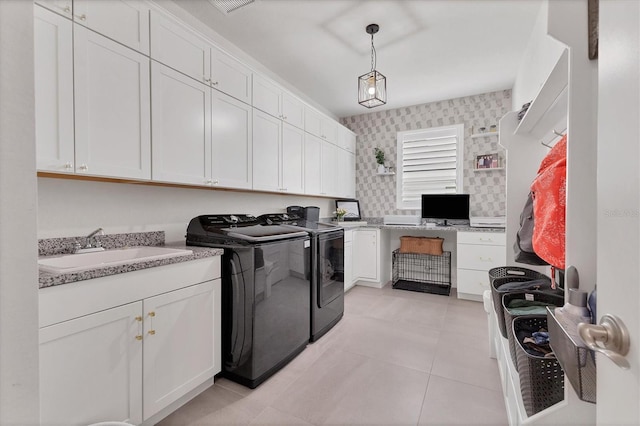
left=39, top=241, right=223, bottom=289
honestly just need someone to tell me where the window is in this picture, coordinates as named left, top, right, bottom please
left=396, top=124, right=464, bottom=209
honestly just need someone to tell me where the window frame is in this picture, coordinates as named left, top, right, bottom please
left=395, top=123, right=464, bottom=210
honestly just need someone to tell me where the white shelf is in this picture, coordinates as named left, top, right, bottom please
left=471, top=132, right=499, bottom=139
left=515, top=49, right=569, bottom=139
left=376, top=172, right=396, bottom=176
left=474, top=167, right=504, bottom=172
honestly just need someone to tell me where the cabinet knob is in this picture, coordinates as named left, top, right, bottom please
left=75, top=14, right=86, bottom=21
left=212, top=81, right=219, bottom=86
left=148, top=330, right=156, bottom=336
left=56, top=4, right=71, bottom=14
left=283, top=116, right=287, bottom=120
left=204, top=77, right=211, bottom=84
left=135, top=335, right=143, bottom=341
left=78, top=164, right=88, bottom=171
left=212, top=180, right=219, bottom=185
left=205, top=179, right=212, bottom=185
left=148, top=311, right=155, bottom=317
left=64, top=162, right=73, bottom=170
left=135, top=316, right=143, bottom=322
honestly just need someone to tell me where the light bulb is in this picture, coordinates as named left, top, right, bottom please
left=368, top=86, right=376, bottom=95
left=367, top=75, right=376, bottom=96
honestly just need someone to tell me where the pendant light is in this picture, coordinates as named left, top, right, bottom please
left=358, top=23, right=387, bottom=108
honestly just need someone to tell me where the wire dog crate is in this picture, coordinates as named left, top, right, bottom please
left=392, top=250, right=451, bottom=296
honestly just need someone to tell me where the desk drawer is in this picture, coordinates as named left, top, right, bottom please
left=458, top=231, right=505, bottom=246
left=457, top=268, right=491, bottom=296
left=457, top=244, right=506, bottom=270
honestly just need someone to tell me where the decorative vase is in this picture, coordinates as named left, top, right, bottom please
left=377, top=164, right=386, bottom=174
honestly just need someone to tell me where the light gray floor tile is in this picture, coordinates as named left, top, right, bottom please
left=430, top=331, right=502, bottom=391
left=418, top=375, right=508, bottom=425
left=329, top=315, right=440, bottom=373
left=249, top=407, right=314, bottom=425
left=365, top=293, right=449, bottom=330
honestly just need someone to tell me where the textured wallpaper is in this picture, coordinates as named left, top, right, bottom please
left=340, top=90, right=511, bottom=219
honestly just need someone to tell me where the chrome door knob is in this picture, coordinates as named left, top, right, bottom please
left=578, top=314, right=630, bottom=369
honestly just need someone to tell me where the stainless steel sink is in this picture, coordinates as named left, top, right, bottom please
left=38, top=246, right=193, bottom=274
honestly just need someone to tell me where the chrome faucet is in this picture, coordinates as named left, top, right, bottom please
left=74, top=228, right=105, bottom=253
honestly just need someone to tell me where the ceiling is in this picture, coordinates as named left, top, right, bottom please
left=171, top=0, right=542, bottom=118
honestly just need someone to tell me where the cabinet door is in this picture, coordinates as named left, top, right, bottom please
left=211, top=91, right=253, bottom=189
left=150, top=9, right=210, bottom=85
left=143, top=281, right=216, bottom=420
left=281, top=92, right=304, bottom=129
left=338, top=126, right=356, bottom=153
left=74, top=26, right=151, bottom=179
left=252, top=74, right=281, bottom=118
left=34, top=0, right=72, bottom=18
left=344, top=241, right=354, bottom=291
left=151, top=63, right=211, bottom=185
left=320, top=140, right=338, bottom=196
left=353, top=229, right=379, bottom=281
left=210, top=46, right=252, bottom=104
left=252, top=109, right=281, bottom=192
left=304, top=107, right=322, bottom=138
left=34, top=6, right=75, bottom=173
left=320, top=117, right=338, bottom=144
left=73, top=0, right=149, bottom=54
left=304, top=133, right=322, bottom=195
left=281, top=123, right=305, bottom=194
left=39, top=301, right=143, bottom=426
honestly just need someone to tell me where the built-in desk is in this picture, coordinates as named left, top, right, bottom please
left=341, top=222, right=506, bottom=301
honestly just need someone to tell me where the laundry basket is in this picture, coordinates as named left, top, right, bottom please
left=503, top=291, right=564, bottom=371
left=489, top=267, right=553, bottom=337
left=513, top=315, right=564, bottom=417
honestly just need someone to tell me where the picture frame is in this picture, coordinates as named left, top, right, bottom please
left=475, top=153, right=500, bottom=169
left=335, top=199, right=362, bottom=221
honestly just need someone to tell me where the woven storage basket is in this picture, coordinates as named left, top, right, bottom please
left=490, top=268, right=552, bottom=336
left=513, top=315, right=564, bottom=417
left=503, top=292, right=564, bottom=371
left=399, top=236, right=443, bottom=255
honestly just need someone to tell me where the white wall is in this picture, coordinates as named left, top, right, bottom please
left=0, top=1, right=40, bottom=423
left=38, top=178, right=335, bottom=243
left=511, top=1, right=566, bottom=111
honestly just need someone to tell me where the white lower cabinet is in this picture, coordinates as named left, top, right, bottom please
left=40, top=301, right=143, bottom=426
left=353, top=228, right=380, bottom=283
left=456, top=231, right=506, bottom=301
left=343, top=229, right=354, bottom=291
left=143, top=282, right=217, bottom=420
left=39, top=258, right=221, bottom=425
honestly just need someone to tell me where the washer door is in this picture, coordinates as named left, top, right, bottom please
left=317, top=231, right=344, bottom=308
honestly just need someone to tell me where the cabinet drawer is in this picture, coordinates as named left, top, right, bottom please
left=458, top=231, right=506, bottom=246
left=457, top=244, right=506, bottom=270
left=457, top=268, right=491, bottom=297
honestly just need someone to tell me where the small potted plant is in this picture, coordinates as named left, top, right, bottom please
left=374, top=147, right=386, bottom=174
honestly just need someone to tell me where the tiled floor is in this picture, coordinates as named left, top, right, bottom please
left=158, top=284, right=508, bottom=426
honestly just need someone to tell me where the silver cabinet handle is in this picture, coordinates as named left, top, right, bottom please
left=56, top=4, right=71, bottom=14
left=204, top=77, right=211, bottom=84
left=578, top=314, right=630, bottom=369
left=211, top=81, right=219, bottom=86
left=64, top=162, right=73, bottom=170
left=75, top=14, right=86, bottom=21
left=205, top=179, right=212, bottom=185
left=78, top=164, right=88, bottom=171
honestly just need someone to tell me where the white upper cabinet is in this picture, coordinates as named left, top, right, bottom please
left=338, top=149, right=356, bottom=198
left=151, top=63, right=211, bottom=186
left=304, top=133, right=322, bottom=195
left=34, top=0, right=73, bottom=18
left=210, top=46, right=252, bottom=104
left=34, top=6, right=75, bottom=173
left=74, top=25, right=151, bottom=180
left=74, top=0, right=150, bottom=54
left=252, top=109, right=282, bottom=192
left=305, top=107, right=337, bottom=144
left=253, top=74, right=304, bottom=129
left=281, top=123, right=305, bottom=194
left=320, top=140, right=339, bottom=196
left=338, top=126, right=356, bottom=153
left=150, top=9, right=210, bottom=85
left=211, top=91, right=253, bottom=189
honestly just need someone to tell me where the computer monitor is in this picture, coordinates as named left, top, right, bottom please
left=421, top=194, right=470, bottom=226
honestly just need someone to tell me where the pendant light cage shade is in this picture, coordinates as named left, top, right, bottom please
left=358, top=70, right=387, bottom=108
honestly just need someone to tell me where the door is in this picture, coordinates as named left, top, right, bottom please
left=596, top=2, right=639, bottom=423
left=143, top=281, right=216, bottom=420
left=353, top=229, right=378, bottom=281
left=151, top=63, right=212, bottom=186
left=210, top=45, right=252, bottom=104
left=211, top=91, right=253, bottom=189
left=74, top=26, right=151, bottom=179
left=252, top=108, right=281, bottom=192
left=34, top=5, right=74, bottom=173
left=281, top=122, right=305, bottom=194
left=39, top=302, right=143, bottom=426
left=317, top=232, right=345, bottom=307
left=73, top=0, right=149, bottom=54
